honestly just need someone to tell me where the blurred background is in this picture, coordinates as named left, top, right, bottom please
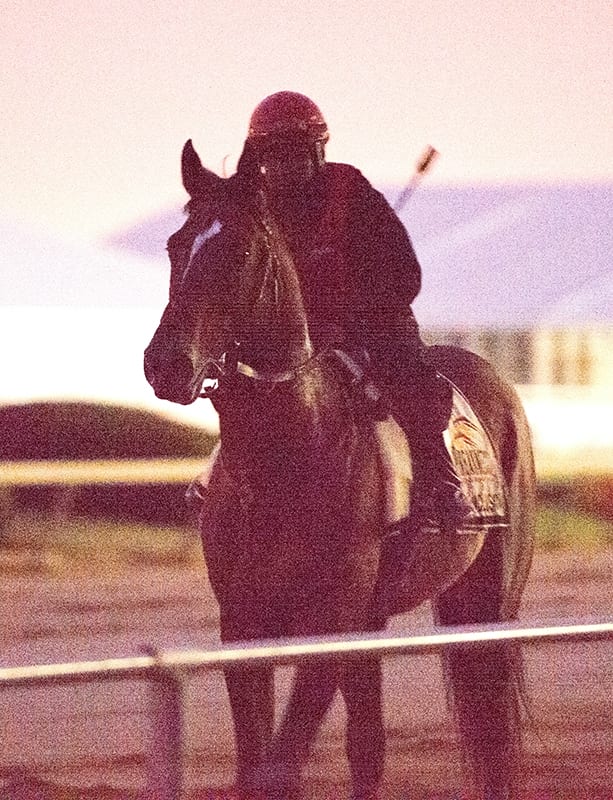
left=1, top=2, right=611, bottom=798
left=1, top=0, right=611, bottom=535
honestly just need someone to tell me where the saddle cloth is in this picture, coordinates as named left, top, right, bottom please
left=375, top=379, right=508, bottom=531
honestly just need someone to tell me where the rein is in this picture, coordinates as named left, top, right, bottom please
left=199, top=344, right=384, bottom=433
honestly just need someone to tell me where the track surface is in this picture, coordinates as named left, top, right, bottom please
left=2, top=548, right=612, bottom=798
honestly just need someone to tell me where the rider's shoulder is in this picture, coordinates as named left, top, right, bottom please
left=323, top=163, right=379, bottom=202
left=325, top=162, right=393, bottom=216
left=325, top=162, right=371, bottom=186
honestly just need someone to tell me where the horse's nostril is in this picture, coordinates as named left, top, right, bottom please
left=169, top=354, right=196, bottom=387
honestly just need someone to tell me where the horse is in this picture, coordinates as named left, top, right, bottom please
left=144, top=141, right=536, bottom=800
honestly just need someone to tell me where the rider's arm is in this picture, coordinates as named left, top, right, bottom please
left=346, top=173, right=422, bottom=342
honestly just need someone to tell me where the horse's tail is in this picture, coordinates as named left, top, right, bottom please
left=430, top=344, right=537, bottom=799
left=434, top=536, right=528, bottom=799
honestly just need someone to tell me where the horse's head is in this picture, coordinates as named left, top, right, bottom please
left=144, top=142, right=312, bottom=406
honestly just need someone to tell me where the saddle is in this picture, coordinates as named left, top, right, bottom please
left=373, top=379, right=509, bottom=533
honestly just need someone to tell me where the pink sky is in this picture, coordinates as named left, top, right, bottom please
left=1, top=0, right=611, bottom=240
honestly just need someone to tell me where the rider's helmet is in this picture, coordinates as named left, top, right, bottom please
left=246, top=92, right=329, bottom=177
left=247, top=91, right=329, bottom=146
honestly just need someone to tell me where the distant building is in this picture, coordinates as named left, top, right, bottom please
left=397, top=183, right=612, bottom=391
left=109, top=181, right=613, bottom=391
left=425, top=325, right=613, bottom=389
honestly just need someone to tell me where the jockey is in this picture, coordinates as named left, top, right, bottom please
left=238, top=91, right=471, bottom=534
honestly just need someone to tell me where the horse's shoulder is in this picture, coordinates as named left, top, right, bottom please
left=357, top=417, right=411, bottom=526
left=372, top=417, right=411, bottom=475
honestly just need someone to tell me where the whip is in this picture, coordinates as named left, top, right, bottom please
left=393, top=145, right=439, bottom=214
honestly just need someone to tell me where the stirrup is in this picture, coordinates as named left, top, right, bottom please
left=410, top=482, right=473, bottom=532
left=437, top=485, right=474, bottom=531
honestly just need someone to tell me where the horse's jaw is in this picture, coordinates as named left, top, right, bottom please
left=147, top=372, right=201, bottom=406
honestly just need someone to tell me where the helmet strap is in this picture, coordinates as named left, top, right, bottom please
left=313, top=141, right=327, bottom=169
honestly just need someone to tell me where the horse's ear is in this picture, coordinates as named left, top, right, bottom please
left=181, top=139, right=224, bottom=199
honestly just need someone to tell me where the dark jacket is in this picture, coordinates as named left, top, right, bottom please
left=268, top=162, right=424, bottom=360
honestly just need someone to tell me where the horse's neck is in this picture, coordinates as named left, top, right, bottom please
left=218, top=212, right=351, bottom=474
left=246, top=212, right=313, bottom=369
left=217, top=364, right=350, bottom=480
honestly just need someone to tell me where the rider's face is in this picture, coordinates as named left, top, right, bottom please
left=258, top=140, right=317, bottom=199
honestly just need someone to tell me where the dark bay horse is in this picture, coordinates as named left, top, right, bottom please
left=144, top=143, right=536, bottom=800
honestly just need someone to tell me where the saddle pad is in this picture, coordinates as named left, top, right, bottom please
left=445, top=382, right=508, bottom=527
left=374, top=384, right=508, bottom=530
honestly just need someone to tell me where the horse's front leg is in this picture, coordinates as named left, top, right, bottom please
left=221, top=609, right=275, bottom=795
left=253, top=597, right=380, bottom=798
left=340, top=655, right=385, bottom=800
left=224, top=663, right=275, bottom=792
left=255, top=657, right=341, bottom=799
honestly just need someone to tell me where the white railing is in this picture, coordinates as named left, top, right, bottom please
left=0, top=446, right=609, bottom=493
left=1, top=618, right=612, bottom=800
left=0, top=457, right=213, bottom=519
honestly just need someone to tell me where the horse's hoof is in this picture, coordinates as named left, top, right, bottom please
left=243, top=761, right=299, bottom=800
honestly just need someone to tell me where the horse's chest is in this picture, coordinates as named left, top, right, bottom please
left=237, top=480, right=350, bottom=559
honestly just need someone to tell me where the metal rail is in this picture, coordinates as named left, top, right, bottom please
left=1, top=618, right=612, bottom=799
left=0, top=448, right=611, bottom=490
left=0, top=457, right=211, bottom=487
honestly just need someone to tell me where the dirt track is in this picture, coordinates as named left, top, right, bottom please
left=1, top=547, right=612, bottom=798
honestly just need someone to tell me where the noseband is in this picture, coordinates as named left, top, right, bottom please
left=198, top=343, right=328, bottom=399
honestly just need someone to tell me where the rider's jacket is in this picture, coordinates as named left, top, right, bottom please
left=269, top=162, right=422, bottom=351
left=168, top=159, right=426, bottom=382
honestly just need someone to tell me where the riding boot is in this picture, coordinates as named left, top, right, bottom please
left=407, top=428, right=473, bottom=532
left=360, top=313, right=472, bottom=534
left=390, top=372, right=473, bottom=535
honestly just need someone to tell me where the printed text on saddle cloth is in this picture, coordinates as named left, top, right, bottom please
left=445, top=389, right=507, bottom=521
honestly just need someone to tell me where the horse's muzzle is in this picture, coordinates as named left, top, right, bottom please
left=143, top=347, right=200, bottom=405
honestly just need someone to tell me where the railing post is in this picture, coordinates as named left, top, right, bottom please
left=146, top=653, right=186, bottom=800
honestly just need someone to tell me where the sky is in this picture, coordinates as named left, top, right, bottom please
left=1, top=0, right=611, bottom=242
